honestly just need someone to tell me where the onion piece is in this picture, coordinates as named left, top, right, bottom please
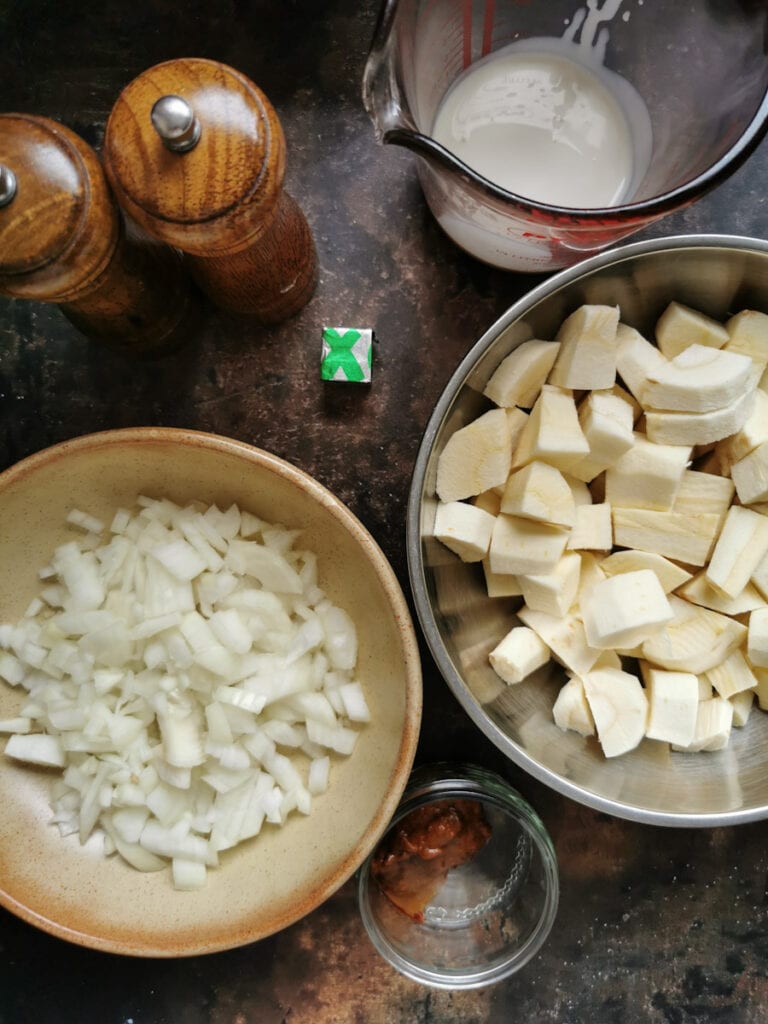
left=5, top=733, right=66, bottom=767
left=308, top=756, right=330, bottom=795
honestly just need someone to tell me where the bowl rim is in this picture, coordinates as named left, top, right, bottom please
left=0, top=426, right=423, bottom=955
left=407, top=233, right=768, bottom=828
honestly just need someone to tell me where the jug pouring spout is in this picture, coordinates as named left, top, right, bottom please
left=375, top=128, right=472, bottom=187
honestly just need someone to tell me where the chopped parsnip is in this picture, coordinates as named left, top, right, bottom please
left=430, top=299, right=768, bottom=761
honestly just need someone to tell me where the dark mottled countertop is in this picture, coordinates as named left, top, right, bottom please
left=2, top=2, right=768, bottom=1022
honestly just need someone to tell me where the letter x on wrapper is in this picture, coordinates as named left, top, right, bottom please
left=321, top=328, right=373, bottom=383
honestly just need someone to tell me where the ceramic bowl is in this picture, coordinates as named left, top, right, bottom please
left=408, top=234, right=768, bottom=827
left=0, top=427, right=422, bottom=955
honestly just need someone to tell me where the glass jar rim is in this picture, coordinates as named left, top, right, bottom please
left=356, top=761, right=559, bottom=989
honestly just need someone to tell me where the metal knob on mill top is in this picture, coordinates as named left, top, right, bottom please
left=150, top=95, right=201, bottom=153
left=0, top=165, right=17, bottom=208
left=0, top=114, right=195, bottom=354
left=103, top=58, right=318, bottom=324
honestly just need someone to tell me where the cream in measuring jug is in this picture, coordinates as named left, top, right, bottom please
left=431, top=0, right=652, bottom=210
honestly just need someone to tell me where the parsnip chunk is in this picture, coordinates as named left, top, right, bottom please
left=731, top=441, right=768, bottom=505
left=615, top=323, right=667, bottom=404
left=609, top=380, right=643, bottom=423
left=517, top=606, right=602, bottom=677
left=641, top=596, right=746, bottom=675
left=519, top=552, right=581, bottom=618
left=483, top=339, right=560, bottom=408
left=511, top=385, right=589, bottom=471
left=569, top=390, right=635, bottom=482
left=641, top=666, right=698, bottom=747
left=730, top=689, right=755, bottom=728
left=672, top=470, right=734, bottom=525
left=679, top=572, right=766, bottom=616
left=580, top=570, right=672, bottom=650
left=564, top=474, right=592, bottom=507
left=489, top=514, right=569, bottom=576
left=549, top=304, right=619, bottom=390
left=489, top=626, right=550, bottom=684
left=436, top=408, right=512, bottom=502
left=605, top=434, right=690, bottom=512
left=705, top=505, right=768, bottom=598
left=724, top=309, right=768, bottom=370
left=578, top=551, right=607, bottom=594
left=482, top=559, right=522, bottom=599
left=600, top=549, right=692, bottom=593
left=552, top=677, right=595, bottom=737
left=643, top=344, right=752, bottom=413
left=655, top=301, right=729, bottom=359
left=672, top=698, right=733, bottom=752
left=706, top=649, right=758, bottom=699
left=506, top=407, right=530, bottom=457
left=717, top=389, right=768, bottom=465
left=582, top=667, right=648, bottom=758
left=747, top=607, right=768, bottom=668
left=433, top=501, right=495, bottom=563
left=612, top=508, right=719, bottom=566
left=566, top=503, right=612, bottom=551
left=500, top=461, right=575, bottom=528
left=644, top=388, right=756, bottom=447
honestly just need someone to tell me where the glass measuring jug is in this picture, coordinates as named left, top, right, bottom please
left=363, top=0, right=768, bottom=272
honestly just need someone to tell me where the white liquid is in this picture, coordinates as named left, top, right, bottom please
left=432, top=41, right=648, bottom=209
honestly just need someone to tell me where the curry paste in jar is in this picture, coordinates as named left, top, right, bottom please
left=371, top=798, right=492, bottom=922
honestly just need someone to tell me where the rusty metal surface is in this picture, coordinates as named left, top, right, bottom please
left=2, top=1, right=768, bottom=1021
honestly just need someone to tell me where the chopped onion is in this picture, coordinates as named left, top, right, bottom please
left=321, top=606, right=358, bottom=671
left=338, top=681, right=372, bottom=723
left=308, top=755, right=330, bottom=795
left=0, top=499, right=366, bottom=889
left=6, top=733, right=66, bottom=767
left=0, top=652, right=24, bottom=685
left=0, top=716, right=32, bottom=733
left=172, top=857, right=207, bottom=890
left=67, top=508, right=105, bottom=535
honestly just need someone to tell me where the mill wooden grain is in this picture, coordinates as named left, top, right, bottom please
left=0, top=114, right=194, bottom=354
left=103, top=58, right=318, bottom=323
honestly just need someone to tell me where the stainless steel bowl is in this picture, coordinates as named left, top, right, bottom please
left=408, top=235, right=768, bottom=827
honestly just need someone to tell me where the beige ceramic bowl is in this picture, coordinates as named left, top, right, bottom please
left=0, top=427, right=422, bottom=956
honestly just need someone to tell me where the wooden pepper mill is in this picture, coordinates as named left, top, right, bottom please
left=0, top=114, right=195, bottom=355
left=102, top=58, right=318, bottom=323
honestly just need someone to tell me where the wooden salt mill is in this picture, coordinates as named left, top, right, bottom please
left=103, top=58, right=317, bottom=323
left=0, top=114, right=194, bottom=354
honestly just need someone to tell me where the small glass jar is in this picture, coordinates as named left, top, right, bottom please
left=357, top=762, right=559, bottom=989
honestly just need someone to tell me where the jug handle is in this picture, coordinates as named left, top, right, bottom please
left=362, top=0, right=417, bottom=140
